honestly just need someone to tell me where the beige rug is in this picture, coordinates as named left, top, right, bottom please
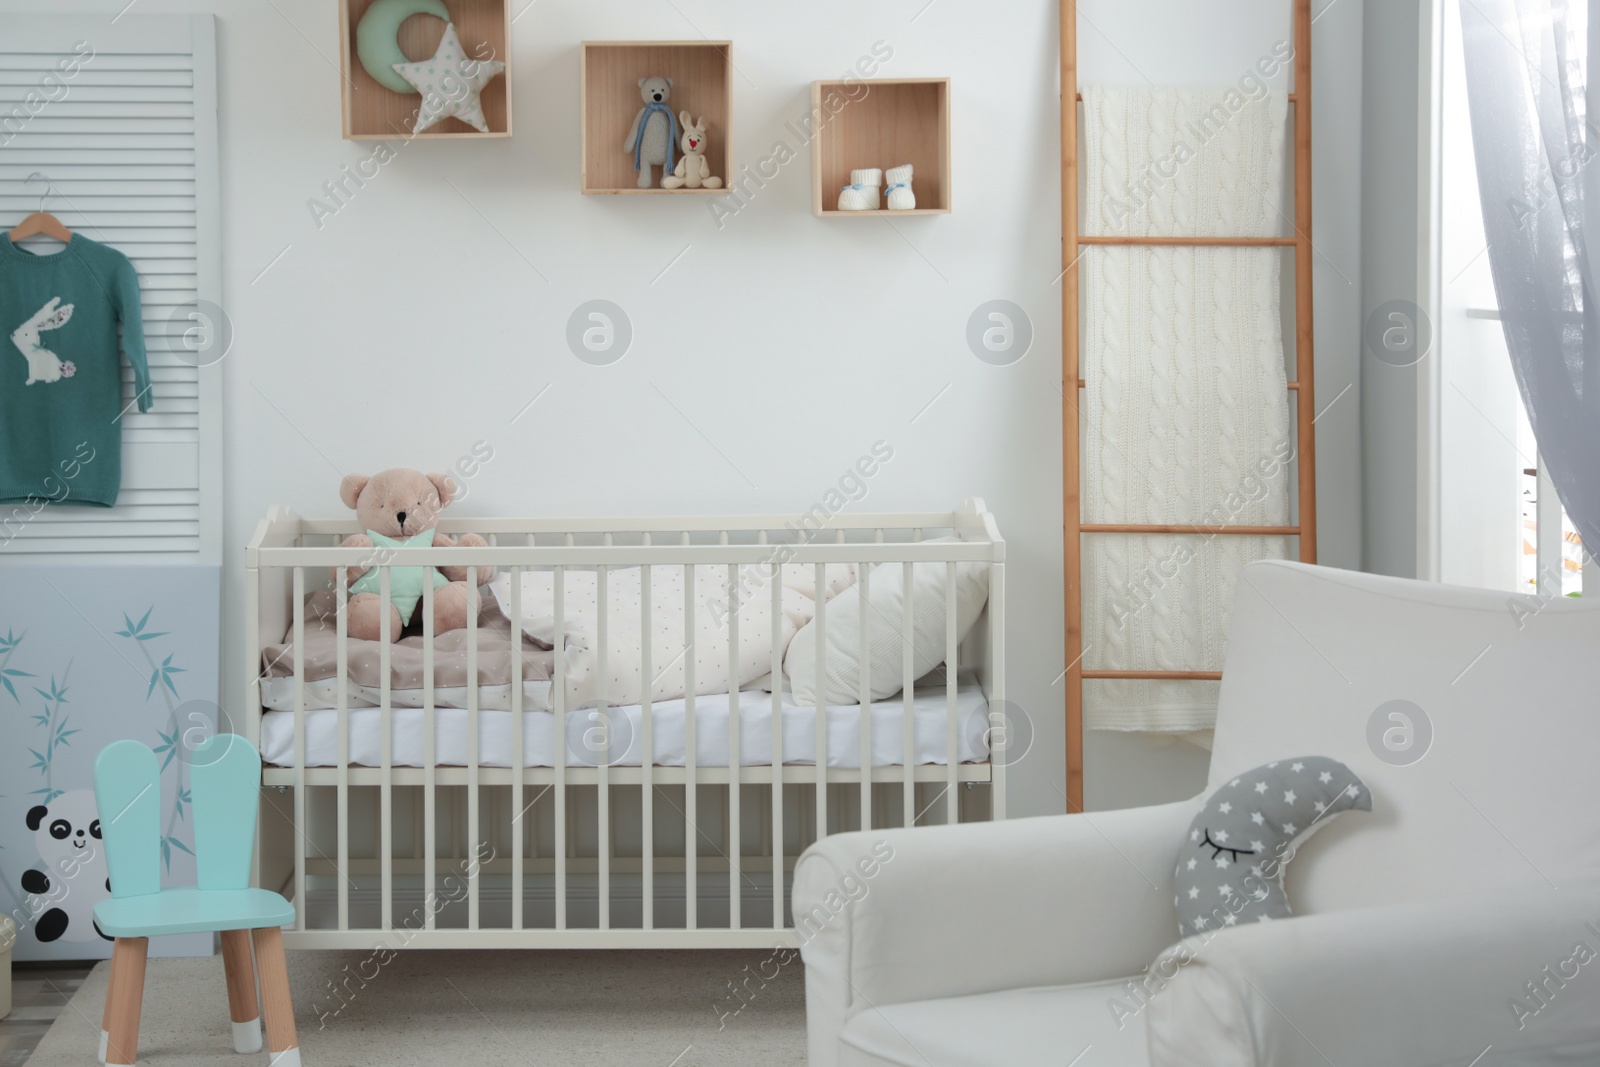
left=26, top=949, right=807, bottom=1066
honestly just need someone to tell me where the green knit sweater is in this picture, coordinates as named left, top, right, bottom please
left=0, top=235, right=151, bottom=509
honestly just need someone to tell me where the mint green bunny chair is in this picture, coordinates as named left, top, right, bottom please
left=93, top=734, right=300, bottom=1067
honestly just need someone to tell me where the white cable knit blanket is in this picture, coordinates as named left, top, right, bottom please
left=1080, top=86, right=1294, bottom=732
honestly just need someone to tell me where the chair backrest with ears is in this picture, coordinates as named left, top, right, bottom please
left=94, top=741, right=162, bottom=899
left=189, top=734, right=262, bottom=891
left=1211, top=561, right=1600, bottom=914
left=94, top=734, right=263, bottom=897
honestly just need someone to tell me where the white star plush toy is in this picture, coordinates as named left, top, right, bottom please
left=392, top=23, right=505, bottom=135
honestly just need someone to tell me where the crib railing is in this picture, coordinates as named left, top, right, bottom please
left=244, top=500, right=1005, bottom=949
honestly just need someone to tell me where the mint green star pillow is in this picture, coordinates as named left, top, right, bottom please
left=348, top=528, right=448, bottom=623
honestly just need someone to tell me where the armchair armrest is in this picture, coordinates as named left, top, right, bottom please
left=794, top=801, right=1195, bottom=1067
left=1147, top=884, right=1600, bottom=1067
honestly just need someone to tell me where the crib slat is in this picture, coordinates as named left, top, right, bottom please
left=902, top=562, right=915, bottom=827
left=858, top=563, right=871, bottom=831
left=641, top=548, right=654, bottom=931
left=554, top=565, right=567, bottom=930
left=684, top=554, right=697, bottom=930
left=422, top=571, right=437, bottom=930
left=510, top=563, right=524, bottom=931
left=770, top=562, right=783, bottom=929
left=597, top=561, right=610, bottom=931
left=467, top=566, right=480, bottom=930
left=292, top=567, right=306, bottom=931
left=946, top=560, right=959, bottom=825
left=814, top=562, right=827, bottom=841
left=335, top=568, right=350, bottom=932
left=990, top=561, right=1007, bottom=821
left=380, top=567, right=393, bottom=930
left=726, top=562, right=740, bottom=931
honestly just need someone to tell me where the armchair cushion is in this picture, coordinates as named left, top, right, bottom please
left=1174, top=756, right=1370, bottom=935
left=1146, top=883, right=1600, bottom=1067
left=795, top=802, right=1196, bottom=1067
left=840, top=979, right=1151, bottom=1067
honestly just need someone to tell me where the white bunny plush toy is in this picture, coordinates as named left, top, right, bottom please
left=661, top=112, right=723, bottom=190
left=11, top=296, right=74, bottom=385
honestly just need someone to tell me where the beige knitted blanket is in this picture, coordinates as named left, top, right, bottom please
left=1080, top=86, right=1294, bottom=732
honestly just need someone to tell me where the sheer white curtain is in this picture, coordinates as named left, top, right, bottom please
left=1460, top=0, right=1600, bottom=555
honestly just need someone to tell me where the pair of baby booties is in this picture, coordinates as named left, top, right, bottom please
left=839, top=164, right=915, bottom=211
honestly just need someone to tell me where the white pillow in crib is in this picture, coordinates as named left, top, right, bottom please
left=784, top=538, right=988, bottom=705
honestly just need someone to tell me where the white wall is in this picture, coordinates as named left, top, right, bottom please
left=13, top=0, right=1365, bottom=815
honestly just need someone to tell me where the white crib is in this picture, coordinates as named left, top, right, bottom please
left=244, top=500, right=1006, bottom=949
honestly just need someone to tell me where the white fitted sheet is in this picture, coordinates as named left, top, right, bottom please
left=261, top=676, right=551, bottom=713
left=260, top=682, right=991, bottom=769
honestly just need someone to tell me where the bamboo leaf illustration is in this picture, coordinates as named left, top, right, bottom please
left=152, top=728, right=178, bottom=770
left=117, top=607, right=168, bottom=642
left=148, top=654, right=185, bottom=701
left=160, top=835, right=193, bottom=871
left=0, top=668, right=32, bottom=703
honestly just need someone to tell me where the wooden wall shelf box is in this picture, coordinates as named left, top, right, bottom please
left=338, top=0, right=512, bottom=140
left=581, top=40, right=734, bottom=195
left=811, top=78, right=950, bottom=217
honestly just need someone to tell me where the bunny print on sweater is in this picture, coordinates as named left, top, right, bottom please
left=12, top=296, right=75, bottom=385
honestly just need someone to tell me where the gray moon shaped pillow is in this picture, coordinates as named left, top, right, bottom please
left=1174, top=756, right=1371, bottom=936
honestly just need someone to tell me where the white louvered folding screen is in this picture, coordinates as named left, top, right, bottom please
left=0, top=14, right=220, bottom=564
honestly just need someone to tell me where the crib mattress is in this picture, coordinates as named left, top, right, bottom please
left=259, top=683, right=991, bottom=769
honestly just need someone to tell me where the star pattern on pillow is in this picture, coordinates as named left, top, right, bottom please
left=1172, top=755, right=1372, bottom=936
left=392, top=23, right=506, bottom=135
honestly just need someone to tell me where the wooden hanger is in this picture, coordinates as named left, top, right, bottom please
left=8, top=172, right=71, bottom=243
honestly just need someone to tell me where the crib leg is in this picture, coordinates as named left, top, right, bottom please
left=221, top=929, right=263, bottom=1053
left=104, top=936, right=148, bottom=1067
left=254, top=926, right=301, bottom=1066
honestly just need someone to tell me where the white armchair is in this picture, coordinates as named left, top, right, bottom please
left=796, top=561, right=1600, bottom=1066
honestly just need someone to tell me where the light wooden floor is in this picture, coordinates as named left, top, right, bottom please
left=0, top=964, right=94, bottom=1067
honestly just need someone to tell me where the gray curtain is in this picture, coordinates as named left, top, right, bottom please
left=1460, top=0, right=1600, bottom=554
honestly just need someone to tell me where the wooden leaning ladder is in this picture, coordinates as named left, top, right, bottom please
left=1060, top=0, right=1318, bottom=812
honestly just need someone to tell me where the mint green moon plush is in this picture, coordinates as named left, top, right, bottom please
left=356, top=0, right=451, bottom=94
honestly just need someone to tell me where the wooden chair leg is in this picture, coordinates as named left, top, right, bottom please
left=98, top=940, right=121, bottom=1065
left=104, top=937, right=148, bottom=1067
left=221, top=929, right=263, bottom=1053
left=253, top=926, right=300, bottom=1067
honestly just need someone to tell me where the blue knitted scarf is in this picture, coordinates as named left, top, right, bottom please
left=633, top=102, right=680, bottom=172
